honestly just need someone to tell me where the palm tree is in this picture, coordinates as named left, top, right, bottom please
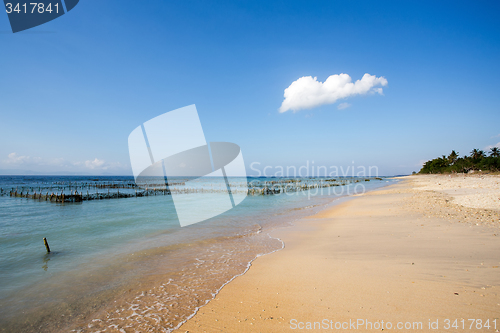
left=470, top=149, right=485, bottom=160
left=447, top=150, right=458, bottom=164
left=490, top=147, right=500, bottom=157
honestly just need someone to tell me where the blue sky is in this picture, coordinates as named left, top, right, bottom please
left=1, top=0, right=499, bottom=176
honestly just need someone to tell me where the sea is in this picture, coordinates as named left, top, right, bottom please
left=0, top=175, right=396, bottom=332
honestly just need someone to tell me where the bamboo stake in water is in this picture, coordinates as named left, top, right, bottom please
left=43, top=238, right=51, bottom=253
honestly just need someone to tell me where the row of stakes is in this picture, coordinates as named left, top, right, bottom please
left=3, top=178, right=381, bottom=202
left=24, top=178, right=379, bottom=253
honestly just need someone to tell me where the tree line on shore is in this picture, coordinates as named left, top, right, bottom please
left=419, top=147, right=500, bottom=174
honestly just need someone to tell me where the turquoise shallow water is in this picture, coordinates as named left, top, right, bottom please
left=0, top=175, right=395, bottom=332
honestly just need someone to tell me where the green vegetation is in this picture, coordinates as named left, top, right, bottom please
left=419, top=148, right=500, bottom=174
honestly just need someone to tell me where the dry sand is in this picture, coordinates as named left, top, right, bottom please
left=410, top=174, right=500, bottom=211
left=178, top=175, right=500, bottom=332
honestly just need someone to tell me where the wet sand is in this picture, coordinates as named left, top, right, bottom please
left=178, top=175, right=500, bottom=332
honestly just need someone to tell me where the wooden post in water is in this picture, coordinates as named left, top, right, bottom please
left=43, top=238, right=50, bottom=253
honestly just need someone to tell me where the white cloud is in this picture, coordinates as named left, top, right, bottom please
left=3, top=153, right=126, bottom=173
left=337, top=102, right=351, bottom=110
left=279, top=73, right=388, bottom=113
left=491, top=134, right=500, bottom=138
left=84, top=158, right=106, bottom=170
left=6, top=152, right=31, bottom=164
left=5, top=153, right=68, bottom=166
left=484, top=142, right=500, bottom=151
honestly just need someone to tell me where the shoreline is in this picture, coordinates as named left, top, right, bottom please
left=3, top=178, right=382, bottom=332
left=171, top=192, right=362, bottom=332
left=178, top=175, right=500, bottom=332
left=71, top=182, right=377, bottom=332
left=171, top=232, right=286, bottom=332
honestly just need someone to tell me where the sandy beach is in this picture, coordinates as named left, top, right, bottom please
left=178, top=175, right=500, bottom=332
